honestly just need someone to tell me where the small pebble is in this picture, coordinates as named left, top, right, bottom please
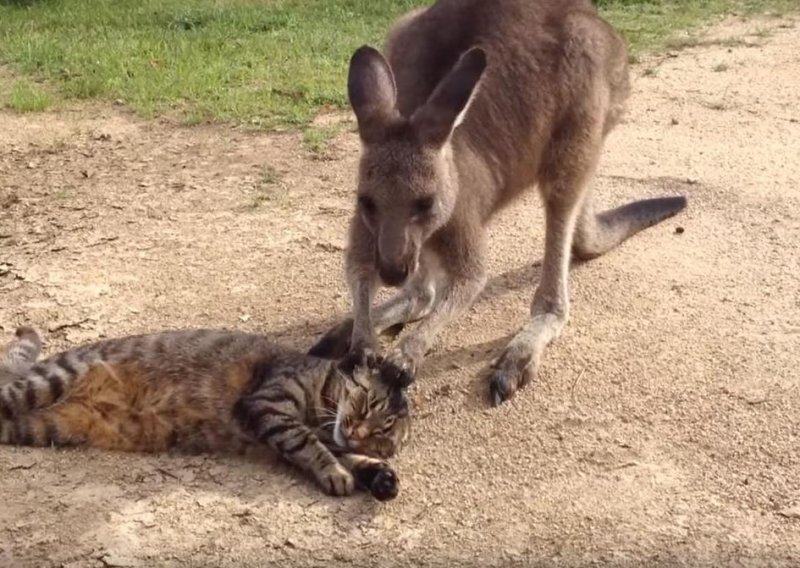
left=675, top=226, right=685, bottom=234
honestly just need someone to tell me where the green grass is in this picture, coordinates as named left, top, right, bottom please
left=596, top=0, right=794, bottom=54
left=6, top=79, right=51, bottom=112
left=0, top=0, right=423, bottom=126
left=245, top=165, right=287, bottom=209
left=302, top=125, right=342, bottom=159
left=752, top=25, right=773, bottom=37
left=0, top=0, right=796, bottom=126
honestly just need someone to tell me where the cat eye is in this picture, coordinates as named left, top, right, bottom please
left=383, top=416, right=396, bottom=429
left=358, top=195, right=377, bottom=216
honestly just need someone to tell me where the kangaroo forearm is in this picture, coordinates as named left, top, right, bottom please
left=344, top=213, right=381, bottom=350
left=347, top=273, right=378, bottom=349
left=399, top=272, right=486, bottom=360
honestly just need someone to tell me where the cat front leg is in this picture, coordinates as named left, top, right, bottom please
left=234, top=396, right=354, bottom=496
left=335, top=452, right=399, bottom=501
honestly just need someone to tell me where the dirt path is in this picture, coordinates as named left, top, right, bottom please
left=1, top=14, right=799, bottom=568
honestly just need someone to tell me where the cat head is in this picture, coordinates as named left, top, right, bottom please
left=333, top=356, right=411, bottom=459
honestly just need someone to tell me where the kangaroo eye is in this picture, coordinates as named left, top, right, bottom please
left=413, top=196, right=435, bottom=216
left=358, top=195, right=377, bottom=215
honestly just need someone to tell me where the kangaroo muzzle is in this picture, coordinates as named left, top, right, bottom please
left=377, top=260, right=410, bottom=287
left=377, top=226, right=415, bottom=287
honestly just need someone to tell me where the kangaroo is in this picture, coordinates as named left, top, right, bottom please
left=310, top=0, right=687, bottom=405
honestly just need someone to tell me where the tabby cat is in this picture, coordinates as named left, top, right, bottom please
left=0, top=326, right=412, bottom=500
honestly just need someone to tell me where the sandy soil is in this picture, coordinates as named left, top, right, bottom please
left=1, top=14, right=799, bottom=568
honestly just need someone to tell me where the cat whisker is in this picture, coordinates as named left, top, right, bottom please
left=322, top=395, right=341, bottom=408
left=315, top=408, right=338, bottom=420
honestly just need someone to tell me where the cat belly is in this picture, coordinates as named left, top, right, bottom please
left=42, top=361, right=248, bottom=453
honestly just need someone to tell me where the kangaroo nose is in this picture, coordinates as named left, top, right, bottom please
left=378, top=263, right=409, bottom=287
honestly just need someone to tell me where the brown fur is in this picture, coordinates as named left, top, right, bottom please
left=43, top=362, right=243, bottom=452
left=0, top=328, right=409, bottom=500
left=310, top=0, right=687, bottom=405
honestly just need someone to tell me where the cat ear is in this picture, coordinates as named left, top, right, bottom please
left=336, top=348, right=376, bottom=379
left=336, top=354, right=379, bottom=389
left=336, top=354, right=358, bottom=378
left=378, top=356, right=415, bottom=390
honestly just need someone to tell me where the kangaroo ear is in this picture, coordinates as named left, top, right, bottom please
left=348, top=45, right=397, bottom=143
left=411, top=47, right=487, bottom=147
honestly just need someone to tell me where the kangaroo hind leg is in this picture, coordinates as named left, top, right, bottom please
left=489, top=112, right=604, bottom=406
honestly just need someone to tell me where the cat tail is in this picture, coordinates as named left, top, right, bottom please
left=0, top=326, right=42, bottom=375
left=0, top=327, right=92, bottom=420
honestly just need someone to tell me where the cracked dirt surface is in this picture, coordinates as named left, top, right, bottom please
left=1, top=14, right=799, bottom=568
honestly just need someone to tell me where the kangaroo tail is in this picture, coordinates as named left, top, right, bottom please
left=572, top=195, right=688, bottom=261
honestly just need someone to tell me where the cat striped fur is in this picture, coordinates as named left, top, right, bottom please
left=0, top=327, right=411, bottom=500
left=0, top=326, right=42, bottom=377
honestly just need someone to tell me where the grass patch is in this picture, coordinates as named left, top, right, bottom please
left=662, top=34, right=762, bottom=54
left=6, top=80, right=51, bottom=112
left=52, top=186, right=73, bottom=200
left=0, top=0, right=796, bottom=127
left=597, top=0, right=795, bottom=55
left=0, top=0, right=424, bottom=127
left=302, top=125, right=341, bottom=160
left=664, top=36, right=702, bottom=50
left=718, top=36, right=755, bottom=47
left=245, top=166, right=287, bottom=210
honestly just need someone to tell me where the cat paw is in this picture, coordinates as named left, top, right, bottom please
left=370, top=467, right=399, bottom=501
left=352, top=462, right=399, bottom=501
left=318, top=463, right=355, bottom=496
left=308, top=319, right=354, bottom=359
left=379, top=348, right=417, bottom=388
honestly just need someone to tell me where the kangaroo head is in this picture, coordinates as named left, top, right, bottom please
left=347, top=45, right=486, bottom=286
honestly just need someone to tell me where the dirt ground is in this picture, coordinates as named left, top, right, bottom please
left=1, top=14, right=799, bottom=568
